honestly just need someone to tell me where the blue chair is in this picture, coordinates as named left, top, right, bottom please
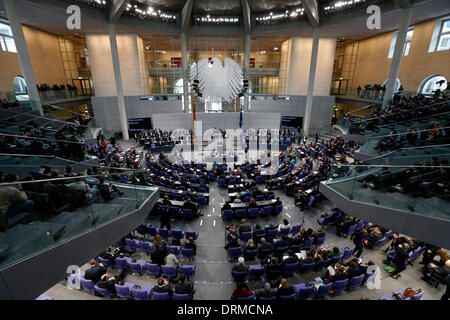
left=244, top=249, right=258, bottom=261
left=129, top=261, right=144, bottom=275
left=209, top=172, right=216, bottom=180
left=171, top=230, right=184, bottom=240
left=153, top=292, right=170, bottom=300
left=236, top=209, right=247, bottom=219
left=261, top=206, right=272, bottom=216
left=332, top=279, right=349, bottom=294
left=276, top=245, right=289, bottom=255
left=185, top=231, right=198, bottom=240
left=255, top=175, right=263, bottom=183
left=81, top=278, right=95, bottom=293
left=94, top=285, right=114, bottom=297
left=218, top=179, right=226, bottom=187
left=249, top=265, right=265, bottom=281
left=259, top=296, right=276, bottom=300
left=301, top=239, right=313, bottom=250
left=239, top=232, right=252, bottom=242
left=197, top=197, right=208, bottom=205
left=97, top=256, right=114, bottom=268
left=344, top=224, right=357, bottom=238
left=173, top=293, right=191, bottom=300
left=115, top=257, right=129, bottom=270
left=259, top=248, right=273, bottom=259
left=349, top=274, right=364, bottom=290
left=267, top=193, right=276, bottom=200
left=161, top=266, right=177, bottom=278
left=138, top=241, right=154, bottom=255
left=280, top=293, right=296, bottom=300
left=179, top=265, right=195, bottom=278
left=183, top=209, right=193, bottom=220
left=145, top=263, right=160, bottom=278
left=170, top=207, right=181, bottom=218
left=115, top=284, right=133, bottom=299
left=291, top=225, right=301, bottom=234
left=158, top=229, right=170, bottom=239
left=279, top=227, right=290, bottom=236
left=256, top=195, right=265, bottom=201
left=237, top=295, right=255, bottom=300
left=232, top=271, right=248, bottom=282
left=315, top=283, right=333, bottom=298
left=248, top=208, right=259, bottom=218
left=273, top=205, right=283, bottom=215
left=222, top=209, right=233, bottom=219
left=181, top=248, right=195, bottom=260
left=314, top=236, right=326, bottom=247
left=266, top=229, right=278, bottom=240
left=300, top=262, right=314, bottom=273
left=125, top=238, right=138, bottom=251
left=296, top=285, right=316, bottom=300
left=283, top=263, right=299, bottom=277
left=167, top=246, right=180, bottom=256
left=228, top=247, right=242, bottom=261
left=341, top=247, right=355, bottom=262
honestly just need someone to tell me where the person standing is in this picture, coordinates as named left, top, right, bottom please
left=353, top=229, right=367, bottom=258
left=160, top=206, right=172, bottom=230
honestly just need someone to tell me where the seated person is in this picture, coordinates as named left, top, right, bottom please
left=243, top=239, right=258, bottom=255
left=184, top=237, right=197, bottom=255
left=232, top=257, right=249, bottom=273
left=278, top=219, right=290, bottom=232
left=255, top=282, right=276, bottom=299
left=248, top=198, right=258, bottom=209
left=366, top=227, right=384, bottom=248
left=295, top=190, right=307, bottom=210
left=252, top=224, right=266, bottom=244
left=276, top=278, right=295, bottom=298
left=0, top=174, right=35, bottom=231
left=84, top=260, right=107, bottom=284
left=224, top=235, right=241, bottom=251
left=327, top=247, right=341, bottom=258
left=183, top=198, right=200, bottom=218
left=222, top=201, right=232, bottom=212
left=97, top=177, right=124, bottom=201
left=421, top=259, right=450, bottom=284
left=230, top=282, right=254, bottom=300
left=153, top=278, right=174, bottom=297
left=273, top=236, right=289, bottom=250
left=233, top=194, right=242, bottom=203
left=96, top=270, right=127, bottom=295
left=282, top=250, right=299, bottom=267
left=265, top=257, right=282, bottom=280
left=273, top=197, right=282, bottom=207
left=174, top=275, right=195, bottom=298
left=238, top=219, right=252, bottom=233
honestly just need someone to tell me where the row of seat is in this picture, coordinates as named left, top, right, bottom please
left=133, top=226, right=198, bottom=241
left=222, top=205, right=283, bottom=219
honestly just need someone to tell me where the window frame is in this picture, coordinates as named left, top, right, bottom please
left=436, top=18, right=450, bottom=52
left=0, top=21, right=16, bottom=53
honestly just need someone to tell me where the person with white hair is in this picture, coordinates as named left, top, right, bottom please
left=232, top=257, right=249, bottom=273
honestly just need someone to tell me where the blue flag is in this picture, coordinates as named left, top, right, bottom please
left=239, top=109, right=243, bottom=128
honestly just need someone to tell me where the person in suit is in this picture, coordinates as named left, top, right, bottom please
left=183, top=198, right=201, bottom=218
left=84, top=260, right=107, bottom=284
left=282, top=250, right=299, bottom=267
left=96, top=270, right=127, bottom=295
left=238, top=219, right=252, bottom=233
left=153, top=278, right=173, bottom=297
left=232, top=257, right=249, bottom=273
left=184, top=237, right=197, bottom=255
left=160, top=206, right=172, bottom=230
left=366, top=227, right=383, bottom=248
left=252, top=224, right=266, bottom=244
left=175, top=275, right=195, bottom=298
left=255, top=282, right=276, bottom=299
left=248, top=198, right=258, bottom=209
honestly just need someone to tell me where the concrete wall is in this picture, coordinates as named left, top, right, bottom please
left=285, top=37, right=337, bottom=96
left=351, top=19, right=450, bottom=92
left=91, top=94, right=334, bottom=133
left=86, top=33, right=146, bottom=97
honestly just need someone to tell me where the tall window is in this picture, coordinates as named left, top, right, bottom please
left=388, top=27, right=414, bottom=58
left=436, top=18, right=450, bottom=51
left=0, top=22, right=16, bottom=53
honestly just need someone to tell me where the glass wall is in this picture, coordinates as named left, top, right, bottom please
left=139, top=36, right=291, bottom=99
left=142, top=36, right=182, bottom=94
left=331, top=40, right=359, bottom=95
left=250, top=37, right=289, bottom=95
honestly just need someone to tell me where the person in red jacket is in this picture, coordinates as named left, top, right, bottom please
left=230, top=282, right=254, bottom=300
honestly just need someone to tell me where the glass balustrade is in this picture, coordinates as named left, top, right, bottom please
left=0, top=162, right=157, bottom=270
left=325, top=163, right=450, bottom=222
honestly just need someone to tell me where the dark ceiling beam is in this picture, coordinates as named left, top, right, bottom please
left=240, top=0, right=251, bottom=34
left=108, top=0, right=130, bottom=24
left=181, top=0, right=194, bottom=33
left=393, top=0, right=411, bottom=9
left=302, top=0, right=319, bottom=27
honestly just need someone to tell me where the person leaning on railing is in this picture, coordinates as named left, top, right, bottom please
left=0, top=174, right=36, bottom=232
